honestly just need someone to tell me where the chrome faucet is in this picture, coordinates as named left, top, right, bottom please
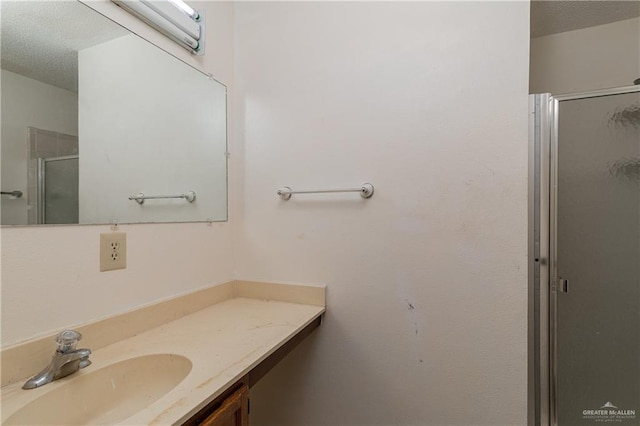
left=22, top=330, right=92, bottom=389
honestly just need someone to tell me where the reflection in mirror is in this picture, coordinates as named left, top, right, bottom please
left=1, top=1, right=227, bottom=226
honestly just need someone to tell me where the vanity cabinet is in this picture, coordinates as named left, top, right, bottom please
left=183, top=377, right=249, bottom=426
left=199, top=383, right=249, bottom=426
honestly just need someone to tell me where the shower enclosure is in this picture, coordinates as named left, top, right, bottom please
left=530, top=85, right=640, bottom=426
left=36, top=155, right=79, bottom=224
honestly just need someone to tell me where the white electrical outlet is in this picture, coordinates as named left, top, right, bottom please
left=100, top=232, right=127, bottom=271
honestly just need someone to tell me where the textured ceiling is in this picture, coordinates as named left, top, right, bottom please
left=1, top=1, right=129, bottom=93
left=531, top=0, right=640, bottom=37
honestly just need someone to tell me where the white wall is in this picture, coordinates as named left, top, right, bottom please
left=0, top=0, right=236, bottom=346
left=78, top=34, right=226, bottom=223
left=3, top=2, right=531, bottom=424
left=234, top=2, right=529, bottom=425
left=0, top=70, right=78, bottom=225
left=530, top=17, right=640, bottom=94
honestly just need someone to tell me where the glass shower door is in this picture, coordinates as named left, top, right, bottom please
left=554, top=90, right=639, bottom=425
left=37, top=155, right=79, bottom=224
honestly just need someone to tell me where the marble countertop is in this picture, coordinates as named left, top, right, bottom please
left=1, top=294, right=325, bottom=425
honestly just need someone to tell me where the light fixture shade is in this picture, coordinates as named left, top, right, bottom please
left=112, top=0, right=204, bottom=55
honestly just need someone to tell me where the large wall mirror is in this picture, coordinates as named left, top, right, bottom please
left=1, top=1, right=227, bottom=226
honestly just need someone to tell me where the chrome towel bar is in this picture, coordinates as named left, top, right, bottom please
left=277, top=183, right=374, bottom=200
left=129, top=191, right=196, bottom=205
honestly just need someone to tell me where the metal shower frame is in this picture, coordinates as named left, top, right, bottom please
left=528, top=84, right=640, bottom=426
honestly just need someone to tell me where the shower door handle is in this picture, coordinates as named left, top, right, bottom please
left=553, top=277, right=569, bottom=293
left=558, top=278, right=569, bottom=293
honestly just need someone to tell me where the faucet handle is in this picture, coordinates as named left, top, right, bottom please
left=55, top=330, right=82, bottom=352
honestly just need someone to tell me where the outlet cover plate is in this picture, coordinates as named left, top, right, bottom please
left=100, top=232, right=127, bottom=272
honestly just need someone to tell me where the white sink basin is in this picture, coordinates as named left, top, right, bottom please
left=5, top=354, right=192, bottom=425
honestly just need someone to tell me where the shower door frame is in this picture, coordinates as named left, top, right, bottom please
left=529, top=84, right=640, bottom=426
left=36, top=154, right=80, bottom=224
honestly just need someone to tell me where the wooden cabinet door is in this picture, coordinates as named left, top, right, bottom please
left=199, top=384, right=248, bottom=426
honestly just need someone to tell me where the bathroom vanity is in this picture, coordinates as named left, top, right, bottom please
left=0, top=281, right=325, bottom=425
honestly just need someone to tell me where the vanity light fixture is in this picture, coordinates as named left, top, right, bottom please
left=167, top=0, right=199, bottom=21
left=111, top=0, right=204, bottom=55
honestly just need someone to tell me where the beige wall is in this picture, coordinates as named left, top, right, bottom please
left=0, top=0, right=236, bottom=346
left=234, top=2, right=530, bottom=425
left=530, top=17, right=640, bottom=94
